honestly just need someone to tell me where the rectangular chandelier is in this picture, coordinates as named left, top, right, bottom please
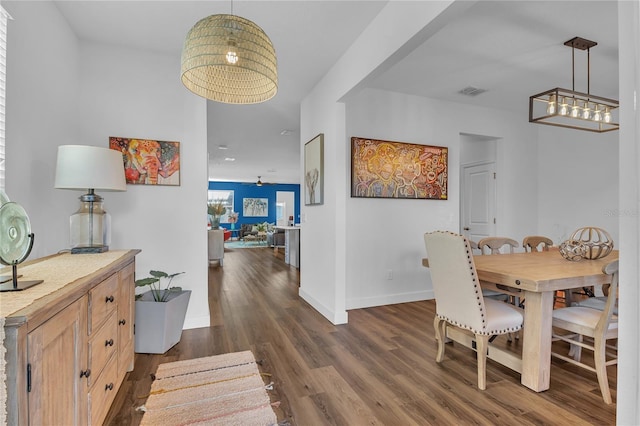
left=529, top=37, right=619, bottom=133
left=529, top=87, right=619, bottom=133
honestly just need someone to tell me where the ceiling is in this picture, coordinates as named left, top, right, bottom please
left=53, top=1, right=618, bottom=185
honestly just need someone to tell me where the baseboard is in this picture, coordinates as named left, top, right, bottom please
left=183, top=315, right=210, bottom=330
left=299, top=288, right=348, bottom=325
left=346, top=289, right=434, bottom=310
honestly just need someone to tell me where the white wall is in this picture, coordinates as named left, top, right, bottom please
left=616, top=0, right=640, bottom=423
left=5, top=1, right=80, bottom=257
left=77, top=41, right=209, bottom=329
left=344, top=88, right=538, bottom=309
left=300, top=0, right=458, bottom=324
left=460, top=134, right=497, bottom=165
left=5, top=2, right=210, bottom=330
left=537, top=126, right=619, bottom=244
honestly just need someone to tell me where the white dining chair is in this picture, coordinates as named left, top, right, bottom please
left=551, top=259, right=619, bottom=404
left=477, top=237, right=519, bottom=255
left=522, top=235, right=569, bottom=306
left=469, top=238, right=508, bottom=302
left=522, top=235, right=553, bottom=252
left=424, top=231, right=523, bottom=390
left=478, top=237, right=523, bottom=306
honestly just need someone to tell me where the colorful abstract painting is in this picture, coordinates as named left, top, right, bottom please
left=109, top=137, right=180, bottom=186
left=351, top=137, right=448, bottom=199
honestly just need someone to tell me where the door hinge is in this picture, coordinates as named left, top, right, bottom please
left=493, top=172, right=496, bottom=179
left=27, top=363, right=31, bottom=393
left=494, top=218, right=496, bottom=224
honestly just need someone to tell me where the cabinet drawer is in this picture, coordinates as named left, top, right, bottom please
left=88, top=311, right=118, bottom=386
left=88, top=355, right=118, bottom=426
left=89, top=274, right=119, bottom=332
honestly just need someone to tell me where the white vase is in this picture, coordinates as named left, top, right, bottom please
left=134, top=290, right=191, bottom=354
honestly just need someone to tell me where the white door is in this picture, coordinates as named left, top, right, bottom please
left=276, top=191, right=294, bottom=226
left=461, top=162, right=496, bottom=243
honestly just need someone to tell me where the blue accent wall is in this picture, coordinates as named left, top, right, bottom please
left=208, top=181, right=301, bottom=226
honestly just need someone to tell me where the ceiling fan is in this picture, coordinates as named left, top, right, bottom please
left=242, top=176, right=276, bottom=186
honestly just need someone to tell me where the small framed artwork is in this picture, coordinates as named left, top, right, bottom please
left=109, top=137, right=181, bottom=186
left=351, top=137, right=448, bottom=200
left=304, top=133, right=324, bottom=205
left=243, top=198, right=268, bottom=217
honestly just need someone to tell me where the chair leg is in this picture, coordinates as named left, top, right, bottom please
left=433, top=317, right=447, bottom=363
left=475, top=334, right=489, bottom=390
left=593, top=335, right=613, bottom=404
left=568, top=334, right=583, bottom=361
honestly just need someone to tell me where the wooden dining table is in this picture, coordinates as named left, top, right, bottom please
left=458, top=249, right=618, bottom=392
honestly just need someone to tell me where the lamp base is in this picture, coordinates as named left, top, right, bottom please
left=71, top=245, right=109, bottom=254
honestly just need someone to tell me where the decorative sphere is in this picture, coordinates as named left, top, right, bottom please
left=559, top=240, right=587, bottom=261
left=569, top=227, right=614, bottom=259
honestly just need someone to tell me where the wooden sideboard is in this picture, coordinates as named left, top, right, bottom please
left=1, top=249, right=140, bottom=425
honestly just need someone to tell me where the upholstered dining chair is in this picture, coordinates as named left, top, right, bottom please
left=522, top=235, right=553, bottom=252
left=572, top=293, right=618, bottom=315
left=551, top=259, right=619, bottom=404
left=424, top=231, right=524, bottom=390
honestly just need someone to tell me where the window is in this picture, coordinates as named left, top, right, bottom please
left=0, top=6, right=10, bottom=193
left=207, top=190, right=234, bottom=223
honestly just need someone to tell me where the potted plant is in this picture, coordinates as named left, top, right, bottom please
left=134, top=270, right=191, bottom=354
left=207, top=201, right=226, bottom=229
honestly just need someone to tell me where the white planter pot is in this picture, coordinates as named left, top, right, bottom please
left=134, top=290, right=191, bottom=354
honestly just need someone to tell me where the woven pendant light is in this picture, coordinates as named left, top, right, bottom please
left=181, top=14, right=277, bottom=104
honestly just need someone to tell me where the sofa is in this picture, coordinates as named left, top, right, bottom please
left=239, top=223, right=257, bottom=240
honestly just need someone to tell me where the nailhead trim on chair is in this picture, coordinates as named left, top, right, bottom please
left=433, top=231, right=522, bottom=336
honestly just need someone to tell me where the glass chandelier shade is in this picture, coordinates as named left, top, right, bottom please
left=529, top=37, right=619, bottom=133
left=180, top=14, right=278, bottom=104
left=54, top=145, right=126, bottom=253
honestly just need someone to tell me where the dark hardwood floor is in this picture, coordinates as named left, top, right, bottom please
left=106, top=246, right=616, bottom=425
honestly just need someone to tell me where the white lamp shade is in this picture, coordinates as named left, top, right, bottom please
left=55, top=145, right=126, bottom=191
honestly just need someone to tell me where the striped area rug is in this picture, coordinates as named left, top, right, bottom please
left=140, top=351, right=277, bottom=425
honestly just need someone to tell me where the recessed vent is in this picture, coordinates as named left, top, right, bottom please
left=458, top=86, right=487, bottom=97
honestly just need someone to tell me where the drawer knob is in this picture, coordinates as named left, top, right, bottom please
left=119, top=319, right=126, bottom=326
left=105, top=338, right=114, bottom=347
left=105, top=383, right=114, bottom=391
left=105, top=295, right=115, bottom=303
left=80, top=369, right=91, bottom=378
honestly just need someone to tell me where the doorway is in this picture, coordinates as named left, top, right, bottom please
left=276, top=191, right=294, bottom=226
left=459, top=133, right=499, bottom=243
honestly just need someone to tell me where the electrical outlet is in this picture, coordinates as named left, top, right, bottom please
left=386, top=269, right=393, bottom=280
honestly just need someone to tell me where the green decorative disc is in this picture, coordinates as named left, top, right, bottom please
left=0, top=201, right=32, bottom=265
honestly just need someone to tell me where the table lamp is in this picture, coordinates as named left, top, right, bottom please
left=54, top=145, right=126, bottom=253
